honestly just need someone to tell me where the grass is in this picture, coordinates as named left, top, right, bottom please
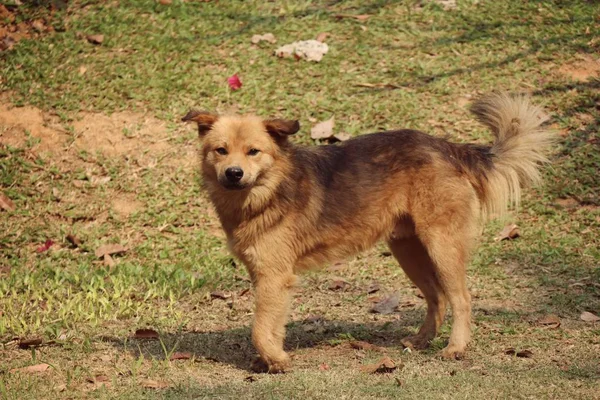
left=1, top=0, right=599, bottom=398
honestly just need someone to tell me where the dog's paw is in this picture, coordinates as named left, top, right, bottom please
left=440, top=345, right=466, bottom=360
left=251, top=354, right=291, bottom=374
left=400, top=335, right=431, bottom=351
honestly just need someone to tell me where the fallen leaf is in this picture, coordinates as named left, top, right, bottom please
left=350, top=341, right=385, bottom=352
left=311, top=117, right=335, bottom=140
left=367, top=283, right=381, bottom=294
left=95, top=244, right=127, bottom=258
left=227, top=74, right=242, bottom=90
left=517, top=350, right=534, bottom=358
left=158, top=0, right=172, bottom=4
left=239, top=288, right=250, bottom=296
left=275, top=40, right=328, bottom=62
left=10, top=363, right=50, bottom=374
left=66, top=234, right=82, bottom=248
left=132, top=329, right=159, bottom=339
left=0, top=192, right=15, bottom=211
left=495, top=223, right=520, bottom=241
left=435, top=0, right=457, bottom=10
left=505, top=348, right=533, bottom=358
left=86, top=34, right=104, bottom=45
left=538, top=314, right=561, bottom=328
left=316, top=32, right=329, bottom=42
left=210, top=291, right=231, bottom=300
left=170, top=352, right=192, bottom=361
left=244, top=375, right=257, bottom=382
left=78, top=65, right=87, bottom=76
left=103, top=254, right=116, bottom=267
left=36, top=239, right=54, bottom=253
left=354, top=82, right=401, bottom=89
left=251, top=33, right=276, bottom=44
left=335, top=14, right=370, bottom=21
left=31, top=19, right=45, bottom=32
left=319, top=363, right=330, bottom=371
left=89, top=175, right=111, bottom=186
left=360, top=356, right=399, bottom=374
left=18, top=337, right=43, bottom=349
left=328, top=278, right=349, bottom=291
left=370, top=293, right=400, bottom=314
left=580, top=311, right=600, bottom=322
left=140, top=379, right=169, bottom=389
left=333, top=132, right=351, bottom=141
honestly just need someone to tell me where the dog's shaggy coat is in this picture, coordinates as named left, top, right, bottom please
left=183, top=93, right=555, bottom=373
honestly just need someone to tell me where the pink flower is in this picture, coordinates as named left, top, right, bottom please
left=36, top=239, right=54, bottom=253
left=227, top=74, right=242, bottom=90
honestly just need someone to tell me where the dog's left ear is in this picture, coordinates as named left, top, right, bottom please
left=182, top=109, right=219, bottom=136
left=264, top=119, right=300, bottom=138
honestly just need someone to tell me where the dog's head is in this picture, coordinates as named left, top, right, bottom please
left=182, top=110, right=299, bottom=191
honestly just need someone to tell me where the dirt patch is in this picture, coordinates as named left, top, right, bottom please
left=111, top=195, right=144, bottom=219
left=558, top=55, right=600, bottom=82
left=0, top=100, right=196, bottom=168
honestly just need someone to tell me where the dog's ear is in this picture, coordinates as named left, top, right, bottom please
left=264, top=119, right=300, bottom=138
left=182, top=109, right=218, bottom=136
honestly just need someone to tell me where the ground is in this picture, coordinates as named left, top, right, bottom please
left=0, top=1, right=599, bottom=399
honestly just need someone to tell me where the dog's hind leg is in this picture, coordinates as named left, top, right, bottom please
left=388, top=236, right=447, bottom=350
left=250, top=272, right=296, bottom=373
left=418, top=222, right=474, bottom=360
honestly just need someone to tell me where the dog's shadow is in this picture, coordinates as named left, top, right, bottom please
left=112, top=313, right=424, bottom=372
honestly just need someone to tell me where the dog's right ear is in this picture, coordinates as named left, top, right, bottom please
left=181, top=109, right=218, bottom=136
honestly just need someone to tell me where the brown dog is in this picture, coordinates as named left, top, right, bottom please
left=182, top=93, right=555, bottom=373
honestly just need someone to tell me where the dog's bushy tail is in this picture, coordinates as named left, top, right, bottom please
left=470, top=93, right=556, bottom=218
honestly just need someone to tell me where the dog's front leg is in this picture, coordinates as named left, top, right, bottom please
left=250, top=272, right=296, bottom=373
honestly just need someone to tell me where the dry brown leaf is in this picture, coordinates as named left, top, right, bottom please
left=517, top=350, right=533, bottom=358
left=316, top=32, right=329, bottom=42
left=95, top=244, right=127, bottom=258
left=0, top=192, right=15, bottom=211
left=210, top=290, right=231, bottom=300
left=170, top=352, right=192, bottom=361
left=319, top=363, right=330, bottom=371
left=66, top=234, right=82, bottom=248
left=333, top=132, right=351, bottom=141
left=367, top=283, right=381, bottom=294
left=140, top=379, right=169, bottom=389
left=18, top=337, right=43, bottom=349
left=132, top=329, right=159, bottom=339
left=350, top=341, right=385, bottom=352
left=505, top=348, right=533, bottom=358
left=335, top=14, right=370, bottom=21
left=310, top=117, right=335, bottom=140
left=103, top=254, right=116, bottom=267
left=251, top=33, right=276, bottom=44
left=86, top=34, right=104, bottom=45
left=354, top=82, right=401, bottom=89
left=328, top=278, right=349, bottom=291
left=158, top=0, right=172, bottom=4
left=360, top=356, right=399, bottom=374
left=370, top=293, right=399, bottom=314
left=10, top=363, right=50, bottom=374
left=78, top=65, right=87, bottom=76
left=31, top=19, right=45, bottom=32
left=495, top=223, right=520, bottom=241
left=538, top=314, right=561, bottom=328
left=580, top=311, right=600, bottom=322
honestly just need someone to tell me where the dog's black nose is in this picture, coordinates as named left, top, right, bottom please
left=225, top=167, right=244, bottom=183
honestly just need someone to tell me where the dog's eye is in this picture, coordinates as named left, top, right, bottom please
left=247, top=148, right=260, bottom=156
left=215, top=147, right=228, bottom=155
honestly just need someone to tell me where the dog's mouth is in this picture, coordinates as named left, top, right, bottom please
left=220, top=181, right=250, bottom=191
